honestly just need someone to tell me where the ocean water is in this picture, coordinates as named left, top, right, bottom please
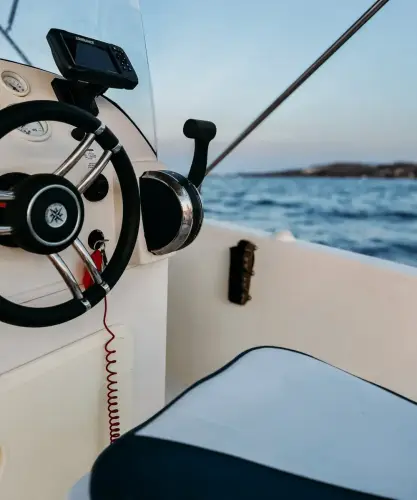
left=202, top=176, right=417, bottom=268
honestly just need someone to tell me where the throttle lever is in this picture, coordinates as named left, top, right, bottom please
left=183, top=119, right=216, bottom=189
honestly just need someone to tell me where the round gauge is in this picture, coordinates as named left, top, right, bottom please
left=16, top=121, right=51, bottom=142
left=1, top=71, right=30, bottom=96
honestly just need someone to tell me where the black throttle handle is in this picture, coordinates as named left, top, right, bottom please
left=183, top=119, right=216, bottom=188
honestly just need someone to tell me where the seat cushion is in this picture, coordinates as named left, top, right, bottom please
left=89, top=347, right=417, bottom=499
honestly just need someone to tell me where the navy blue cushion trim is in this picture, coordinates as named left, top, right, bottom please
left=90, top=435, right=388, bottom=500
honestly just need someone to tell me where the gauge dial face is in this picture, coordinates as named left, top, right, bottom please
left=1, top=71, right=30, bottom=96
left=16, top=121, right=50, bottom=141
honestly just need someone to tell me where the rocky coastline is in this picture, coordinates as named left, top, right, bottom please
left=240, top=162, right=417, bottom=178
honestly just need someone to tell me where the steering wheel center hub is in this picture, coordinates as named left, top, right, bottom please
left=45, top=202, right=68, bottom=228
left=6, top=173, right=85, bottom=255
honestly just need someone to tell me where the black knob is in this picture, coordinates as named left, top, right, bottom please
left=71, top=127, right=86, bottom=141
left=183, top=119, right=216, bottom=188
left=88, top=229, right=105, bottom=251
left=83, top=174, right=109, bottom=202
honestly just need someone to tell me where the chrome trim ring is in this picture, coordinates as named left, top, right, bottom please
left=81, top=299, right=92, bottom=310
left=94, top=123, right=105, bottom=135
left=27, top=185, right=82, bottom=247
left=0, top=190, right=15, bottom=202
left=141, top=170, right=194, bottom=256
left=0, top=226, right=12, bottom=235
left=112, top=143, right=122, bottom=154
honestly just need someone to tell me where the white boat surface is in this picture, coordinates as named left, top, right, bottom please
left=0, top=0, right=415, bottom=499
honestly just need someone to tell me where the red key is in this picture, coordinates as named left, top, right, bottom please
left=82, top=249, right=103, bottom=290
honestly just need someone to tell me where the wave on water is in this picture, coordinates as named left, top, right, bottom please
left=202, top=176, right=417, bottom=267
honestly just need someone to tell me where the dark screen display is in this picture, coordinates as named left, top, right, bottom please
left=66, top=37, right=118, bottom=73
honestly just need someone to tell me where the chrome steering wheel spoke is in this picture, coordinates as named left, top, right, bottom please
left=0, top=190, right=15, bottom=202
left=48, top=253, right=91, bottom=309
left=54, top=124, right=105, bottom=177
left=0, top=226, right=12, bottom=235
left=0, top=190, right=14, bottom=234
left=54, top=133, right=96, bottom=177
left=77, top=149, right=113, bottom=194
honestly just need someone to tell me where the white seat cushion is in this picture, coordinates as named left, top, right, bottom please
left=84, top=347, right=417, bottom=499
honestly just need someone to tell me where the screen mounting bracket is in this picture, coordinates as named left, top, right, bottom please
left=51, top=78, right=106, bottom=116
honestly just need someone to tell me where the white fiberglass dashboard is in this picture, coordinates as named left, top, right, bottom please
left=0, top=59, right=160, bottom=306
left=0, top=55, right=174, bottom=500
left=0, top=48, right=174, bottom=410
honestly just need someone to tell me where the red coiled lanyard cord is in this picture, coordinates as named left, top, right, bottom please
left=83, top=246, right=120, bottom=444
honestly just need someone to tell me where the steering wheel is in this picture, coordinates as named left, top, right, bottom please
left=0, top=100, right=140, bottom=328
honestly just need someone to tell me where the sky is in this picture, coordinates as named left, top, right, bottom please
left=0, top=0, right=416, bottom=173
left=140, top=0, right=417, bottom=173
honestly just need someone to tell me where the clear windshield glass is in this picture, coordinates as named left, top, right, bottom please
left=0, top=0, right=157, bottom=151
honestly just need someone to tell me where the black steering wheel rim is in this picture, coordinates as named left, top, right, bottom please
left=0, top=100, right=140, bottom=328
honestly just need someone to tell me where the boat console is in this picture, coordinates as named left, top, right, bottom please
left=2, top=2, right=417, bottom=499
left=0, top=27, right=215, bottom=328
left=0, top=24, right=215, bottom=500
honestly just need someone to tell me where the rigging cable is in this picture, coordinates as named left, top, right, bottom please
left=205, top=0, right=391, bottom=175
left=6, top=0, right=19, bottom=32
left=0, top=0, right=32, bottom=66
left=0, top=26, right=31, bottom=65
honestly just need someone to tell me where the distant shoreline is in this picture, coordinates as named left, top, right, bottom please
left=239, top=162, right=417, bottom=179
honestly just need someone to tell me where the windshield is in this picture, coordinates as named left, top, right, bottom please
left=0, top=0, right=157, bottom=152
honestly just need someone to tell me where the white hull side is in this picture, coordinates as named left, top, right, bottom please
left=167, top=219, right=417, bottom=402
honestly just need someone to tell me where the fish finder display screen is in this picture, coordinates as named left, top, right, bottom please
left=47, top=28, right=139, bottom=90
left=65, top=38, right=118, bottom=73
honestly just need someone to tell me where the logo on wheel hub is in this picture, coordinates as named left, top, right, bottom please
left=45, top=203, right=67, bottom=228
